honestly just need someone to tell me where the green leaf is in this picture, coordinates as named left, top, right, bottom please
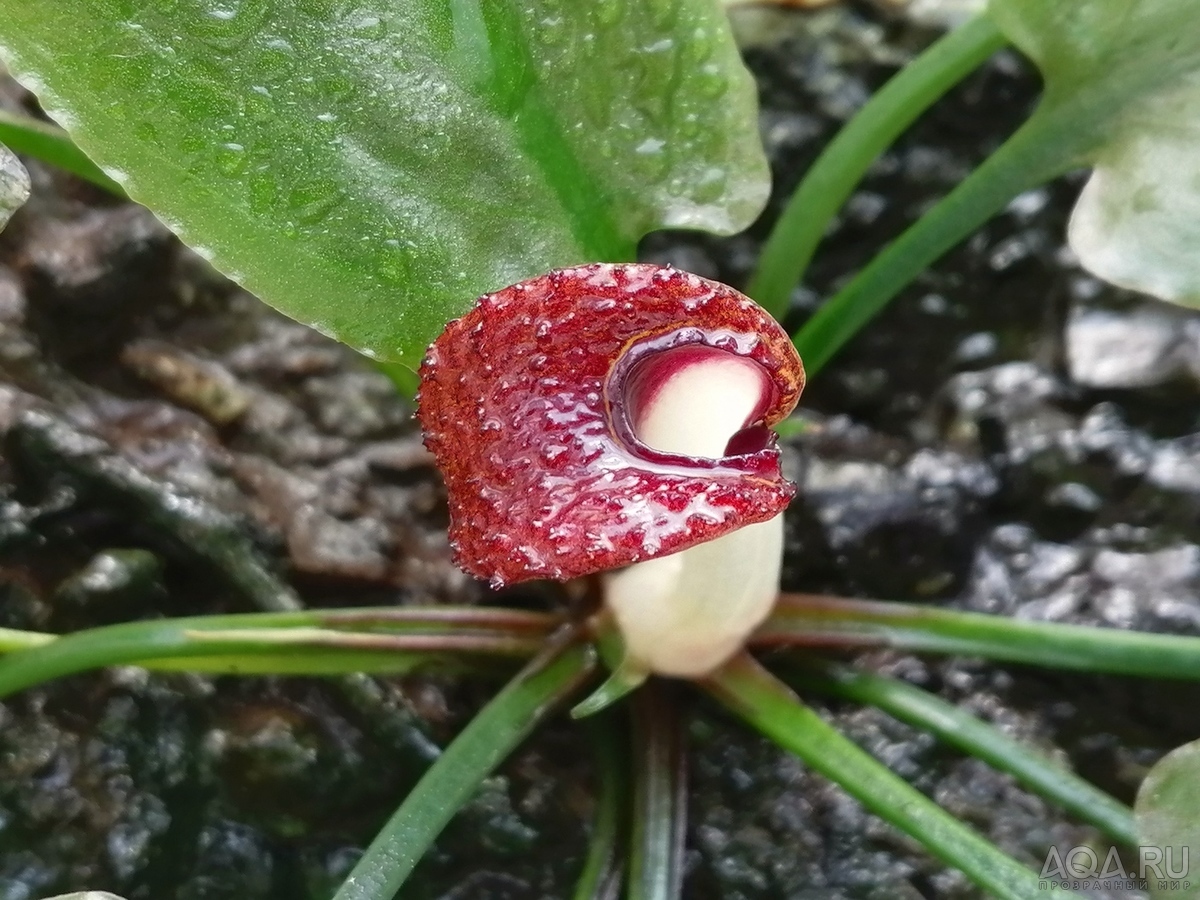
left=627, top=685, right=685, bottom=900
left=987, top=0, right=1200, bottom=307
left=1135, top=739, right=1200, bottom=899
left=706, top=656, right=1079, bottom=900
left=332, top=638, right=595, bottom=900
left=0, top=109, right=123, bottom=194
left=0, top=626, right=54, bottom=653
left=792, top=1, right=1200, bottom=375
left=0, top=140, right=29, bottom=229
left=0, top=606, right=553, bottom=695
left=0, top=0, right=768, bottom=368
left=749, top=16, right=1007, bottom=319
left=758, top=593, right=1200, bottom=679
left=791, top=660, right=1137, bottom=847
left=572, top=717, right=628, bottom=900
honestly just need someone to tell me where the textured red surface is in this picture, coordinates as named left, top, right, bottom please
left=417, top=263, right=805, bottom=587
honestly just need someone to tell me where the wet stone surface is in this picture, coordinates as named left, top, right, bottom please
left=1, top=4, right=1198, bottom=900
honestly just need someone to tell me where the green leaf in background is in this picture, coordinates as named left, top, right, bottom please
left=0, top=141, right=29, bottom=229
left=1135, top=738, right=1200, bottom=899
left=0, top=109, right=124, bottom=194
left=0, top=0, right=768, bottom=368
left=988, top=0, right=1200, bottom=307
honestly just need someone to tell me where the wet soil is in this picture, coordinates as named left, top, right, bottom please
left=2, top=4, right=1197, bottom=899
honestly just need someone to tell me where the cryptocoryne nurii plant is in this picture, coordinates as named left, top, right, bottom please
left=2, top=1, right=1200, bottom=898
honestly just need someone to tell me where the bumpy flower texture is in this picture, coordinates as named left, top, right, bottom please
left=418, top=263, right=804, bottom=677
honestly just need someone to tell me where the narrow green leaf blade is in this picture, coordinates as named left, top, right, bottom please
left=758, top=593, right=1200, bottom=680
left=0, top=0, right=768, bottom=367
left=791, top=661, right=1137, bottom=847
left=628, top=685, right=686, bottom=900
left=0, top=607, right=551, bottom=694
left=1135, top=739, right=1200, bottom=899
left=333, top=638, right=595, bottom=900
left=0, top=109, right=122, bottom=194
left=748, top=15, right=1007, bottom=318
left=707, top=656, right=1080, bottom=900
left=0, top=626, right=53, bottom=653
left=572, top=717, right=628, bottom=900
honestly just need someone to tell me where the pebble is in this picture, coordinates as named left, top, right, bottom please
left=1066, top=301, right=1200, bottom=389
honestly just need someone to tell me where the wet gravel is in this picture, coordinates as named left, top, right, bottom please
left=2, top=4, right=1199, bottom=899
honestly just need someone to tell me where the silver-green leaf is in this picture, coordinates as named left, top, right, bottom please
left=1135, top=737, right=1200, bottom=899
left=988, top=0, right=1200, bottom=308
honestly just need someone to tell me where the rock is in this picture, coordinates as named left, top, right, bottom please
left=53, top=549, right=164, bottom=610
left=15, top=204, right=171, bottom=313
left=1066, top=301, right=1200, bottom=389
left=120, top=340, right=251, bottom=425
left=0, top=144, right=29, bottom=230
left=287, top=505, right=391, bottom=582
left=900, top=0, right=986, bottom=28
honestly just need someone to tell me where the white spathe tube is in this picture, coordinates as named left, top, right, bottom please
left=603, top=349, right=784, bottom=677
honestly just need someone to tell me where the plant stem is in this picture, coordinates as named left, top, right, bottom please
left=790, top=111, right=1071, bottom=375
left=333, top=637, right=596, bottom=900
left=706, top=656, right=1079, bottom=900
left=572, top=716, right=628, bottom=900
left=757, top=593, right=1200, bottom=679
left=0, top=109, right=125, bottom=195
left=789, top=661, right=1137, bottom=847
left=627, top=682, right=687, bottom=900
left=749, top=15, right=1008, bottom=319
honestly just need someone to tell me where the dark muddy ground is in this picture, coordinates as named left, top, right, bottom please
left=2, top=4, right=1197, bottom=899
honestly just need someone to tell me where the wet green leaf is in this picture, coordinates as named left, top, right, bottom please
left=1135, top=738, right=1200, bottom=899
left=987, top=0, right=1200, bottom=307
left=0, top=142, right=28, bottom=229
left=0, top=0, right=768, bottom=367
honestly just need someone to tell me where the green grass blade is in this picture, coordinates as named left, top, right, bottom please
left=332, top=637, right=596, bottom=900
left=789, top=114, right=1067, bottom=375
left=758, top=593, right=1200, bottom=679
left=572, top=717, right=628, bottom=900
left=706, top=655, right=1079, bottom=900
left=0, top=607, right=553, bottom=693
left=0, top=627, right=54, bottom=653
left=0, top=108, right=123, bottom=194
left=789, top=660, right=1137, bottom=846
left=627, top=684, right=687, bottom=900
left=749, top=15, right=1007, bottom=319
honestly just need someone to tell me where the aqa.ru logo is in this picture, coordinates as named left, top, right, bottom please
left=1040, top=845, right=1190, bottom=892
